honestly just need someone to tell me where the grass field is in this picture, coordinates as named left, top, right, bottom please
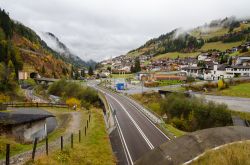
left=157, top=80, right=183, bottom=86
left=199, top=41, right=242, bottom=51
left=152, top=52, right=200, bottom=61
left=191, top=27, right=229, bottom=40
left=211, top=83, right=250, bottom=98
left=190, top=140, right=250, bottom=165
left=29, top=108, right=115, bottom=165
left=127, top=50, right=143, bottom=57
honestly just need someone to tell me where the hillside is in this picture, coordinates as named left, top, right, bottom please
left=42, top=32, right=96, bottom=68
left=127, top=17, right=250, bottom=60
left=0, top=8, right=94, bottom=79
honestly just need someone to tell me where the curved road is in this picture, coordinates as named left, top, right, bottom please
left=95, top=86, right=170, bottom=164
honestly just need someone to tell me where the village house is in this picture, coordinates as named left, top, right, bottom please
left=181, top=66, right=205, bottom=79
left=225, top=65, right=250, bottom=77
left=236, top=56, right=250, bottom=65
left=0, top=113, right=54, bottom=143
left=203, top=64, right=233, bottom=80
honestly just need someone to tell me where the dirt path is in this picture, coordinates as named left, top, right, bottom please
left=0, top=111, right=82, bottom=165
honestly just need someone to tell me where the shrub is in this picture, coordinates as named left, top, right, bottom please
left=0, top=93, right=10, bottom=103
left=218, top=79, right=227, bottom=90
left=22, top=78, right=36, bottom=87
left=160, top=94, right=232, bottom=131
left=48, top=79, right=99, bottom=108
left=66, top=97, right=81, bottom=109
left=186, top=76, right=195, bottom=83
left=144, top=81, right=159, bottom=87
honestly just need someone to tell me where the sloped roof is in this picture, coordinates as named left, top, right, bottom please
left=0, top=113, right=54, bottom=125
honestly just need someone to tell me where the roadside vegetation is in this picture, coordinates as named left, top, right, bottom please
left=28, top=108, right=116, bottom=165
left=190, top=140, right=250, bottom=165
left=48, top=79, right=99, bottom=110
left=132, top=92, right=232, bottom=133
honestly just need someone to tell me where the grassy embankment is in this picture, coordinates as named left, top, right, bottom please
left=0, top=107, right=72, bottom=160
left=190, top=140, right=250, bottom=165
left=208, top=83, right=250, bottom=98
left=28, top=108, right=116, bottom=165
left=131, top=93, right=186, bottom=137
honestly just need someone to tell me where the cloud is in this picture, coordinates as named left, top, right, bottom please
left=0, top=0, right=250, bottom=61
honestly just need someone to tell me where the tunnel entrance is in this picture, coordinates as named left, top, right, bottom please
left=30, top=72, right=38, bottom=79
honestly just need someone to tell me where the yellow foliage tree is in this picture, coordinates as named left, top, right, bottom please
left=218, top=79, right=225, bottom=90
left=0, top=93, right=10, bottom=103
left=66, top=97, right=81, bottom=110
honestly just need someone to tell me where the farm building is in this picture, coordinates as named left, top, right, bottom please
left=0, top=113, right=54, bottom=143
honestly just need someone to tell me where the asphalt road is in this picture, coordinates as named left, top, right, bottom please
left=96, top=86, right=170, bottom=164
left=193, top=93, right=250, bottom=112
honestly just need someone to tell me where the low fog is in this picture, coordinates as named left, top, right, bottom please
left=0, top=0, right=250, bottom=61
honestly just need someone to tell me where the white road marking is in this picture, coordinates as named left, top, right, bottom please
left=99, top=87, right=170, bottom=141
left=106, top=93, right=155, bottom=150
left=126, top=99, right=171, bottom=140
left=109, top=102, right=133, bottom=165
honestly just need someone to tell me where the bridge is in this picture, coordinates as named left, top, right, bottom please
left=33, top=77, right=59, bottom=85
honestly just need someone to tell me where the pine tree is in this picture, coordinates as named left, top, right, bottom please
left=41, top=65, right=46, bottom=75
left=228, top=56, right=233, bottom=65
left=134, top=57, right=141, bottom=73
left=88, top=66, right=94, bottom=76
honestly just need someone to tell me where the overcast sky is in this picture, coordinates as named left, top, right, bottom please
left=0, top=0, right=250, bottom=61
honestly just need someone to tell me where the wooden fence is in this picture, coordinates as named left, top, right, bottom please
left=3, top=114, right=91, bottom=165
left=2, top=102, right=69, bottom=109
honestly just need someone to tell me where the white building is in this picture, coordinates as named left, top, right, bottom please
left=225, top=66, right=250, bottom=77
left=236, top=57, right=250, bottom=65
left=181, top=66, right=205, bottom=78
left=203, top=64, right=233, bottom=80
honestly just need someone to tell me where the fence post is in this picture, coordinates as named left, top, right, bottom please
left=46, top=137, right=48, bottom=156
left=32, top=138, right=38, bottom=161
left=85, top=126, right=86, bottom=136
left=87, top=120, right=88, bottom=128
left=71, top=133, right=73, bottom=148
left=6, top=144, right=10, bottom=165
left=61, top=136, right=63, bottom=151
left=79, top=130, right=81, bottom=142
left=36, top=102, right=38, bottom=107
